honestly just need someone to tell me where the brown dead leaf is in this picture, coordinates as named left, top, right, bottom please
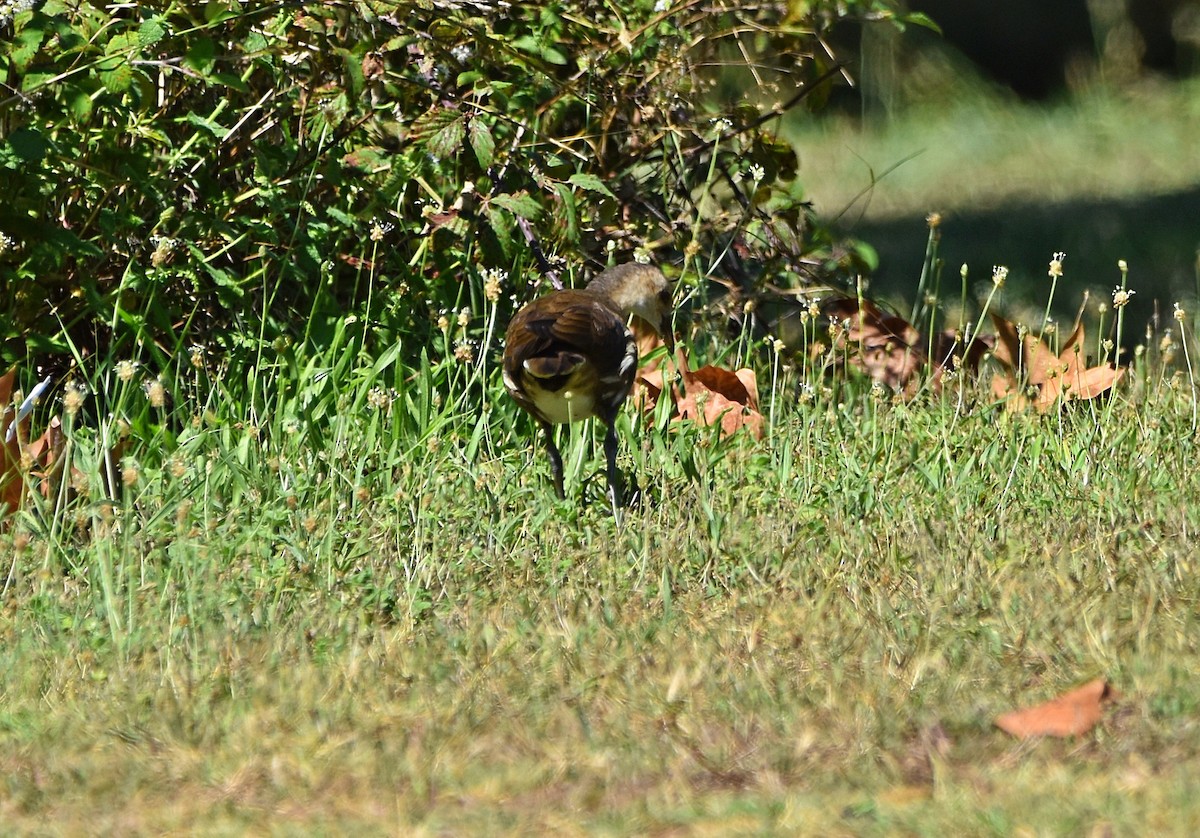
left=675, top=355, right=765, bottom=440
left=995, top=678, right=1119, bottom=739
left=823, top=297, right=924, bottom=392
left=1, top=369, right=77, bottom=525
left=990, top=315, right=1124, bottom=411
left=632, top=339, right=765, bottom=440
left=819, top=298, right=993, bottom=395
left=1, top=366, right=24, bottom=518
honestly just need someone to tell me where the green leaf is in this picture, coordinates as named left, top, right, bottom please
left=899, top=12, right=941, bottom=34
left=483, top=206, right=515, bottom=257
left=10, top=18, right=46, bottom=73
left=65, top=85, right=93, bottom=123
left=341, top=46, right=365, bottom=99
left=100, top=63, right=134, bottom=94
left=241, top=30, right=268, bottom=54
left=20, top=71, right=58, bottom=94
left=553, top=183, right=579, bottom=243
left=183, top=112, right=229, bottom=139
left=101, top=31, right=140, bottom=65
left=184, top=37, right=216, bottom=75
left=426, top=115, right=465, bottom=160
left=137, top=18, right=166, bottom=48
left=342, top=146, right=389, bottom=173
left=567, top=172, right=614, bottom=198
left=490, top=192, right=542, bottom=220
left=853, top=240, right=879, bottom=272
left=468, top=118, right=495, bottom=169
left=7, top=127, right=50, bottom=162
left=208, top=72, right=249, bottom=92
left=511, top=35, right=567, bottom=65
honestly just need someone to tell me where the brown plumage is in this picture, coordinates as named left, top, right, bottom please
left=503, top=263, right=675, bottom=506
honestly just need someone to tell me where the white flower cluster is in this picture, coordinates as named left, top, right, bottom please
left=0, top=0, right=36, bottom=26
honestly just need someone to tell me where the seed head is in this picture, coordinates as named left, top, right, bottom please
left=63, top=382, right=86, bottom=416
left=1112, top=287, right=1135, bottom=308
left=145, top=378, right=166, bottom=408
left=116, top=360, right=139, bottom=383
left=482, top=268, right=504, bottom=303
left=1048, top=252, right=1065, bottom=279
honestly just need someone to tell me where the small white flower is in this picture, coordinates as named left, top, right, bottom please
left=369, top=220, right=393, bottom=242
left=1048, top=251, right=1065, bottom=279
left=1112, top=287, right=1135, bottom=308
left=116, top=360, right=139, bottom=382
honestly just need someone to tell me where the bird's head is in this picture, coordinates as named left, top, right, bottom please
left=588, top=263, right=675, bottom=352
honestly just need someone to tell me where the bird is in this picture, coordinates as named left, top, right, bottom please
left=502, top=262, right=675, bottom=509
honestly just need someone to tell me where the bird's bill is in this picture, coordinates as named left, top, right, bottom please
left=660, top=316, right=676, bottom=352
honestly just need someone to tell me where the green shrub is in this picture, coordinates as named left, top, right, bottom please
left=1, top=0, right=923, bottom=422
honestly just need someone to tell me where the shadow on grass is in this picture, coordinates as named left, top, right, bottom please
left=838, top=186, right=1200, bottom=329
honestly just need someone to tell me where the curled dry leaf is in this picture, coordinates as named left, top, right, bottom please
left=995, top=678, right=1118, bottom=739
left=990, top=315, right=1124, bottom=411
left=1, top=367, right=22, bottom=518
left=819, top=298, right=992, bottom=395
left=631, top=329, right=764, bottom=440
left=822, top=297, right=923, bottom=392
left=1, top=368, right=74, bottom=526
left=674, top=357, right=765, bottom=440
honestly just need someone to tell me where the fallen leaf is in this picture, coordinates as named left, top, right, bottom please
left=995, top=678, right=1119, bottom=739
left=1, top=366, right=22, bottom=518
left=990, top=315, right=1124, bottom=411
left=819, top=298, right=993, bottom=395
left=823, top=297, right=924, bottom=392
left=632, top=335, right=765, bottom=440
left=1, top=369, right=76, bottom=525
left=675, top=355, right=765, bottom=440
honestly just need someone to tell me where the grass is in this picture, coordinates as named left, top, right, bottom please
left=788, top=78, right=1200, bottom=222
left=5, top=49, right=1200, bottom=833
left=3, top=329, right=1200, bottom=833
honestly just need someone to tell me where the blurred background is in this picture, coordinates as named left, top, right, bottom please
left=787, top=0, right=1200, bottom=330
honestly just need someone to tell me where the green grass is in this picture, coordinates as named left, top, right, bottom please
left=3, top=338, right=1200, bottom=833
left=788, top=78, right=1200, bottom=221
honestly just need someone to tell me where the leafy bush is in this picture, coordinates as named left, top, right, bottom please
left=1, top=0, right=923, bottom=363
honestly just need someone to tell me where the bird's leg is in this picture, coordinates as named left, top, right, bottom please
left=603, top=421, right=624, bottom=516
left=541, top=421, right=565, bottom=500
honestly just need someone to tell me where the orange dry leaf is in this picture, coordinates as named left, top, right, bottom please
left=821, top=298, right=992, bottom=394
left=995, top=678, right=1118, bottom=739
left=674, top=355, right=764, bottom=440
left=1, top=368, right=71, bottom=525
left=990, top=315, right=1124, bottom=411
left=1, top=366, right=23, bottom=517
left=823, top=297, right=924, bottom=392
left=632, top=333, right=764, bottom=440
